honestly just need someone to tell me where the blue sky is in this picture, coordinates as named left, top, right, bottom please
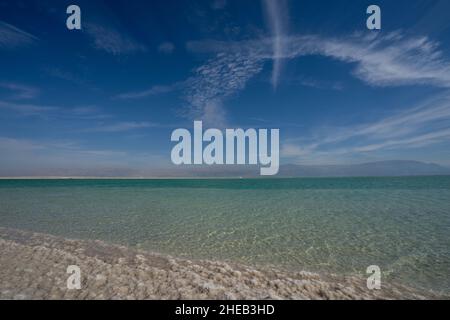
left=1, top=0, right=450, bottom=176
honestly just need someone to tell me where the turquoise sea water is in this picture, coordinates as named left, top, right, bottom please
left=0, top=177, right=449, bottom=294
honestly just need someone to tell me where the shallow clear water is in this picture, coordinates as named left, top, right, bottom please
left=0, top=177, right=449, bottom=294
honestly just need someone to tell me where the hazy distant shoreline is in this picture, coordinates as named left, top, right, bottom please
left=1, top=161, right=449, bottom=179
left=1, top=176, right=449, bottom=180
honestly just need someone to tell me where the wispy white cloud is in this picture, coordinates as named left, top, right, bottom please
left=183, top=30, right=450, bottom=128
left=0, top=82, right=39, bottom=100
left=282, top=92, right=450, bottom=163
left=44, top=67, right=86, bottom=86
left=297, top=76, right=344, bottom=91
left=189, top=31, right=450, bottom=89
left=84, top=23, right=146, bottom=55
left=0, top=136, right=126, bottom=175
left=182, top=51, right=264, bottom=126
left=0, top=101, right=57, bottom=116
left=0, top=20, right=38, bottom=49
left=211, top=0, right=227, bottom=10
left=0, top=136, right=167, bottom=177
left=353, top=128, right=450, bottom=152
left=285, top=32, right=450, bottom=88
left=62, top=106, right=112, bottom=120
left=263, top=0, right=289, bottom=89
left=0, top=137, right=46, bottom=152
left=116, top=84, right=178, bottom=100
left=158, top=42, right=175, bottom=54
left=85, top=121, right=156, bottom=133
left=117, top=45, right=265, bottom=126
left=0, top=101, right=113, bottom=121
left=0, top=100, right=160, bottom=135
left=184, top=38, right=269, bottom=125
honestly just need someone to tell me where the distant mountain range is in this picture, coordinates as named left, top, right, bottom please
left=161, top=160, right=450, bottom=178
left=277, top=160, right=450, bottom=177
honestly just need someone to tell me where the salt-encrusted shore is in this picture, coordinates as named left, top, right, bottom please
left=0, top=227, right=443, bottom=300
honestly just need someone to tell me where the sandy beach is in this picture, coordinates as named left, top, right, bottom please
left=0, top=227, right=443, bottom=300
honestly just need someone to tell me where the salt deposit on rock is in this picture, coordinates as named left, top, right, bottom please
left=0, top=227, right=444, bottom=300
